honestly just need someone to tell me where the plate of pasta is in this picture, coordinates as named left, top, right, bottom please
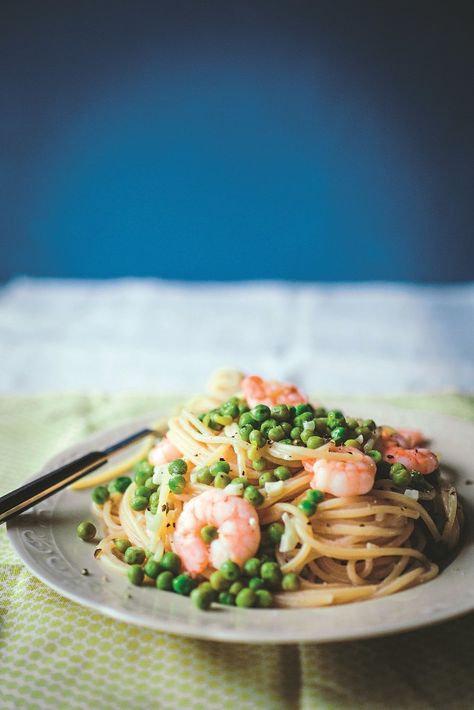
left=7, top=370, right=474, bottom=643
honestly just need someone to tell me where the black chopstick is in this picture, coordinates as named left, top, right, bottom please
left=0, top=428, right=156, bottom=525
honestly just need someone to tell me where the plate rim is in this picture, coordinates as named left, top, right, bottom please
left=6, top=400, right=474, bottom=644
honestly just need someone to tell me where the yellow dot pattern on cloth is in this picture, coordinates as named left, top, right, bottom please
left=1, top=394, right=473, bottom=710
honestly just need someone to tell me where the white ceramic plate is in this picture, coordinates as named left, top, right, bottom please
left=7, top=401, right=474, bottom=644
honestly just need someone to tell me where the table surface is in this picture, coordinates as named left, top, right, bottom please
left=0, top=277, right=472, bottom=394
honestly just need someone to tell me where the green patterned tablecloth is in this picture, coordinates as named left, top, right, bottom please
left=1, top=394, right=473, bottom=710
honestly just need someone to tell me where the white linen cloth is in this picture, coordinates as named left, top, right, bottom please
left=0, top=278, right=472, bottom=394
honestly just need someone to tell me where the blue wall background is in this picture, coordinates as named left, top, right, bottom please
left=1, top=1, right=473, bottom=282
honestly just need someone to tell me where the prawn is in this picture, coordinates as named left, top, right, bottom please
left=173, top=489, right=261, bottom=575
left=148, top=436, right=182, bottom=466
left=379, top=426, right=426, bottom=448
left=302, top=447, right=376, bottom=497
left=241, top=374, right=307, bottom=409
left=382, top=445, right=438, bottom=475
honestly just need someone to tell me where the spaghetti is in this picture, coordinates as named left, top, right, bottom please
left=77, top=370, right=463, bottom=610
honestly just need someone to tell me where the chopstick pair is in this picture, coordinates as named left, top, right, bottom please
left=0, top=428, right=157, bottom=525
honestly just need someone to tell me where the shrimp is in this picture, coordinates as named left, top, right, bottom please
left=382, top=445, right=438, bottom=475
left=241, top=374, right=307, bottom=409
left=148, top=436, right=182, bottom=466
left=173, top=489, right=261, bottom=575
left=302, top=447, right=376, bottom=497
left=379, top=426, right=426, bottom=448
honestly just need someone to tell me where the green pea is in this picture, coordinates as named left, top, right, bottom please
left=212, top=413, right=233, bottom=426
left=326, top=410, right=346, bottom=428
left=355, top=426, right=372, bottom=440
left=160, top=552, right=181, bottom=574
left=243, top=557, right=261, bottom=577
left=148, top=491, right=160, bottom=509
left=135, top=485, right=151, bottom=499
left=300, top=429, right=312, bottom=444
left=221, top=401, right=240, bottom=419
left=306, top=489, right=324, bottom=504
left=249, top=430, right=267, bottom=448
left=252, top=457, right=269, bottom=472
left=229, top=581, right=244, bottom=595
left=248, top=577, right=266, bottom=590
left=210, top=570, right=230, bottom=591
left=131, top=496, right=148, bottom=511
left=156, top=570, right=174, bottom=590
left=390, top=463, right=411, bottom=487
left=255, top=589, right=273, bottom=608
left=133, top=460, right=154, bottom=486
left=295, top=403, right=312, bottom=415
left=313, top=407, right=327, bottom=417
left=239, top=424, right=254, bottom=442
left=220, top=560, right=241, bottom=581
left=114, top=538, right=131, bottom=553
left=260, top=564, right=281, bottom=591
left=235, top=588, right=256, bottom=608
left=315, top=417, right=330, bottom=434
left=197, top=581, right=215, bottom=595
left=368, top=449, right=383, bottom=464
left=247, top=444, right=260, bottom=461
left=282, top=572, right=300, bottom=591
left=244, top=485, right=264, bottom=506
left=280, top=438, right=293, bottom=445
left=294, top=412, right=313, bottom=427
left=218, top=591, right=235, bottom=605
left=214, top=472, right=231, bottom=489
left=91, top=485, right=109, bottom=506
left=271, top=404, right=290, bottom=421
left=76, top=521, right=96, bottom=542
left=260, top=419, right=278, bottom=436
left=127, top=564, right=144, bottom=586
left=259, top=472, right=275, bottom=486
left=267, top=425, right=285, bottom=442
left=203, top=413, right=222, bottom=431
left=196, top=467, right=213, bottom=485
left=410, top=471, right=425, bottom=489
left=251, top=404, right=271, bottom=422
left=108, top=476, right=132, bottom=494
left=298, top=499, right=316, bottom=517
left=274, top=466, right=291, bottom=481
left=210, top=460, right=231, bottom=476
left=239, top=412, right=257, bottom=428
left=172, top=574, right=195, bottom=596
left=124, top=546, right=146, bottom=565
left=232, top=476, right=250, bottom=487
left=169, top=475, right=186, bottom=494
left=200, top=525, right=218, bottom=544
left=362, top=418, right=376, bottom=430
left=144, top=560, right=161, bottom=579
left=290, top=426, right=303, bottom=440
left=238, top=402, right=250, bottom=414
left=344, top=438, right=362, bottom=449
left=268, top=522, right=285, bottom=544
left=168, top=458, right=187, bottom=476
left=191, top=586, right=214, bottom=610
left=306, top=435, right=325, bottom=449
left=145, top=477, right=158, bottom=491
left=280, top=422, right=292, bottom=436
left=330, top=426, right=347, bottom=443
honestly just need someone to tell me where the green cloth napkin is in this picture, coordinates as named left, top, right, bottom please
left=1, top=393, right=473, bottom=710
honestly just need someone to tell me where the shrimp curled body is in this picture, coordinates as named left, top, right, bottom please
left=303, top=447, right=377, bottom=497
left=173, top=489, right=261, bottom=575
left=241, top=375, right=307, bottom=409
left=148, top=437, right=181, bottom=466
left=383, top=446, right=438, bottom=475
